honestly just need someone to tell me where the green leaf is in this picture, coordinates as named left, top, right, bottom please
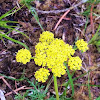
left=0, top=33, right=29, bottom=50
left=88, top=25, right=100, bottom=44
left=95, top=40, right=100, bottom=46
left=96, top=96, right=100, bottom=100
left=87, top=72, right=92, bottom=100
left=0, top=73, right=25, bottom=81
left=2, top=25, right=29, bottom=38
left=0, top=7, right=15, bottom=20
left=0, top=6, right=24, bottom=20
left=26, top=4, right=44, bottom=31
left=63, top=62, right=74, bottom=99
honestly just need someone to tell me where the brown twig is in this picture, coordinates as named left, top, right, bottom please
left=1, top=77, right=18, bottom=95
left=33, top=1, right=84, bottom=14
left=2, top=78, right=12, bottom=89
left=54, top=9, right=70, bottom=30
left=47, top=16, right=71, bottom=21
left=88, top=52, right=92, bottom=66
left=15, top=80, right=17, bottom=89
left=5, top=86, right=34, bottom=96
left=33, top=7, right=70, bottom=14
left=54, top=1, right=84, bottom=30
left=5, top=86, right=26, bottom=96
left=0, top=76, right=4, bottom=79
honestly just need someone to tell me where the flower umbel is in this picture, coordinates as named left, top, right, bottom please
left=34, top=68, right=50, bottom=83
left=75, top=39, right=89, bottom=52
left=64, top=44, right=75, bottom=59
left=34, top=42, right=49, bottom=66
left=34, top=37, right=75, bottom=77
left=39, top=31, right=54, bottom=44
left=16, top=48, right=31, bottom=64
left=68, top=56, right=82, bottom=70
left=51, top=63, right=66, bottom=77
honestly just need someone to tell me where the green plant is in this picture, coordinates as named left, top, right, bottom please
left=96, top=96, right=100, bottom=100
left=82, top=0, right=100, bottom=52
left=14, top=80, right=48, bottom=100
left=26, top=4, right=44, bottom=31
left=0, top=7, right=29, bottom=50
left=14, top=93, right=25, bottom=100
left=0, top=1, right=99, bottom=99
left=26, top=81, right=47, bottom=100
left=16, top=31, right=90, bottom=100
left=19, top=0, right=44, bottom=31
left=19, top=0, right=34, bottom=4
left=88, top=25, right=100, bottom=52
left=82, top=0, right=100, bottom=17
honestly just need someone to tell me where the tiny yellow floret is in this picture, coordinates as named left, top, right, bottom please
left=75, top=39, right=89, bottom=52
left=68, top=56, right=82, bottom=70
left=39, top=31, right=54, bottom=44
left=34, top=68, right=50, bottom=83
left=34, top=42, right=49, bottom=66
left=64, top=44, right=75, bottom=59
left=51, top=63, right=66, bottom=77
left=16, top=48, right=31, bottom=64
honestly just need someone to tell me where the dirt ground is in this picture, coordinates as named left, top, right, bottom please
left=0, top=0, right=100, bottom=100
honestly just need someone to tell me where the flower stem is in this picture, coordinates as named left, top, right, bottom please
left=31, top=56, right=35, bottom=59
left=53, top=75, right=59, bottom=100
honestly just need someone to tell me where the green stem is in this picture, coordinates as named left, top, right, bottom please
left=88, top=24, right=100, bottom=44
left=88, top=72, right=91, bottom=100
left=53, top=75, right=59, bottom=100
left=73, top=45, right=78, bottom=50
left=31, top=56, right=35, bottom=59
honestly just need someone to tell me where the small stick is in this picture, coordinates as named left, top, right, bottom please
left=15, top=80, right=17, bottom=89
left=54, top=9, right=70, bottom=30
left=5, top=86, right=34, bottom=96
left=54, top=1, right=84, bottom=30
left=47, top=16, right=71, bottom=21
left=0, top=76, right=4, bottom=79
left=5, top=86, right=26, bottom=96
left=1, top=77, right=18, bottom=95
left=32, top=1, right=86, bottom=14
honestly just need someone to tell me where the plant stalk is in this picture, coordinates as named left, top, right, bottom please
left=53, top=75, right=59, bottom=100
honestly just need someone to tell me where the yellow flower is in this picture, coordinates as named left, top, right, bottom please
left=75, top=39, right=89, bottom=52
left=16, top=48, right=31, bottom=64
left=46, top=39, right=75, bottom=68
left=46, top=38, right=67, bottom=66
left=34, top=68, right=50, bottom=83
left=64, top=44, right=75, bottom=59
left=51, top=63, right=66, bottom=77
left=68, top=56, right=82, bottom=70
left=39, top=31, right=54, bottom=44
left=34, top=42, right=49, bottom=66
left=34, top=37, right=75, bottom=78
left=35, top=42, right=49, bottom=54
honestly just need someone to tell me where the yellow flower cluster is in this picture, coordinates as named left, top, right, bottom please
left=51, top=63, right=66, bottom=77
left=46, top=39, right=75, bottom=77
left=34, top=68, right=50, bottom=83
left=16, top=48, right=31, bottom=64
left=39, top=31, right=54, bottom=44
left=34, top=31, right=75, bottom=79
left=75, top=39, right=89, bottom=52
left=15, top=31, right=86, bottom=83
left=68, top=56, right=82, bottom=70
left=64, top=44, right=75, bottom=59
left=34, top=42, right=49, bottom=66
